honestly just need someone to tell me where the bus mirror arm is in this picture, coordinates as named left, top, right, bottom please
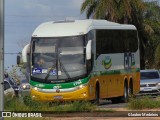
left=86, top=40, right=91, bottom=60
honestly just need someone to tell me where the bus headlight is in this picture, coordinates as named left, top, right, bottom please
left=79, top=85, right=84, bottom=89
left=33, top=87, right=41, bottom=91
left=22, top=85, right=26, bottom=89
left=34, top=87, right=38, bottom=91
left=78, top=83, right=88, bottom=89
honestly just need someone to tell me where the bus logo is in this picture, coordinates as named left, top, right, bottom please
left=102, top=56, right=112, bottom=69
left=53, top=85, right=61, bottom=89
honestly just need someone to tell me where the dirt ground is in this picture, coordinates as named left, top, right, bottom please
left=47, top=108, right=160, bottom=120
left=50, top=117, right=160, bottom=120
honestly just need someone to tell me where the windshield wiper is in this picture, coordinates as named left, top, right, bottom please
left=44, top=47, right=71, bottom=82
left=44, top=63, right=56, bottom=82
left=44, top=45, right=59, bottom=82
left=58, top=57, right=71, bottom=80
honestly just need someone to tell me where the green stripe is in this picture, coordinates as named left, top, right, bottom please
left=30, top=76, right=90, bottom=89
left=94, top=68, right=140, bottom=76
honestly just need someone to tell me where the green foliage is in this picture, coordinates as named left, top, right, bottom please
left=154, top=44, right=160, bottom=69
left=81, top=0, right=145, bottom=21
left=128, top=96, right=160, bottom=110
left=5, top=65, right=24, bottom=84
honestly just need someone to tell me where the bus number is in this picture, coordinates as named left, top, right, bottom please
left=74, top=80, right=82, bottom=86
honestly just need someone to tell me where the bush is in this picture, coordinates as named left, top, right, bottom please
left=128, top=96, right=160, bottom=110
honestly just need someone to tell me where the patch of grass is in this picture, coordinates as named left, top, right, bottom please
left=94, top=109, right=115, bottom=112
left=128, top=96, right=160, bottom=110
left=56, top=101, right=96, bottom=112
left=4, top=95, right=96, bottom=112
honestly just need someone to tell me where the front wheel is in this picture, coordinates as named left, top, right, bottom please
left=95, top=88, right=100, bottom=105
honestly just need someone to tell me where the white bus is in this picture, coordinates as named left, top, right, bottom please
left=18, top=19, right=140, bottom=104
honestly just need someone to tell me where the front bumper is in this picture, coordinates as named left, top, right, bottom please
left=30, top=86, right=89, bottom=102
left=138, top=87, right=160, bottom=95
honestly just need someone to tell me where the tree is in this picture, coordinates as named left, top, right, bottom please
left=155, top=45, right=160, bottom=69
left=142, top=1, right=160, bottom=68
left=81, top=0, right=160, bottom=69
left=81, top=0, right=145, bottom=22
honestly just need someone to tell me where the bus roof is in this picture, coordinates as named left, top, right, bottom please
left=32, top=19, right=137, bottom=37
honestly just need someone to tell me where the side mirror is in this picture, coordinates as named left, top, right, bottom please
left=17, top=55, right=21, bottom=65
left=86, top=40, right=92, bottom=60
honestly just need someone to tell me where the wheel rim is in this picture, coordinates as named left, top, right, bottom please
left=124, top=85, right=127, bottom=99
left=124, top=84, right=128, bottom=101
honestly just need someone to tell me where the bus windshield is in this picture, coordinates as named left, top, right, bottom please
left=31, top=36, right=87, bottom=83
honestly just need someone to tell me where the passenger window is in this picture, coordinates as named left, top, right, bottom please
left=96, top=29, right=138, bottom=56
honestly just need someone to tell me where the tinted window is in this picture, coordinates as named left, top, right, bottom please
left=96, top=30, right=138, bottom=56
left=141, top=72, right=160, bottom=80
left=4, top=81, right=11, bottom=90
left=127, top=30, right=138, bottom=52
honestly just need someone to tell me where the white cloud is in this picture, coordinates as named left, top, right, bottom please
left=71, top=0, right=84, bottom=9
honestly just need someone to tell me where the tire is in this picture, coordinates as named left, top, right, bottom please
left=95, top=88, right=100, bottom=105
left=129, top=81, right=133, bottom=97
left=121, top=82, right=129, bottom=103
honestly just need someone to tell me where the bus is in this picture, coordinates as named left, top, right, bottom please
left=17, top=19, right=140, bottom=104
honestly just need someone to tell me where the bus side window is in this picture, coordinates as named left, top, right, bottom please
left=128, top=31, right=138, bottom=52
left=96, top=30, right=124, bottom=55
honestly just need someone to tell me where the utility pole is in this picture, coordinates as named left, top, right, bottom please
left=0, top=0, right=4, bottom=120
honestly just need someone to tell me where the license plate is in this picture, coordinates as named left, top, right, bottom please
left=53, top=96, right=63, bottom=99
left=143, top=88, right=152, bottom=91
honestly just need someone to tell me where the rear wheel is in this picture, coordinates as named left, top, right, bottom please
left=121, top=82, right=129, bottom=103
left=129, top=81, right=133, bottom=97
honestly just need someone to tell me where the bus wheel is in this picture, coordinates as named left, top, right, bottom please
left=95, top=85, right=100, bottom=105
left=121, top=82, right=129, bottom=103
left=129, top=81, right=133, bottom=97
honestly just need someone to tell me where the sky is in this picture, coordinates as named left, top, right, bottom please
left=4, top=0, right=85, bottom=68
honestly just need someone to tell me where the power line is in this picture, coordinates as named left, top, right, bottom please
left=4, top=53, right=19, bottom=54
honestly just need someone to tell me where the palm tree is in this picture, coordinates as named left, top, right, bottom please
left=81, top=0, right=145, bottom=23
left=144, top=1, right=160, bottom=68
